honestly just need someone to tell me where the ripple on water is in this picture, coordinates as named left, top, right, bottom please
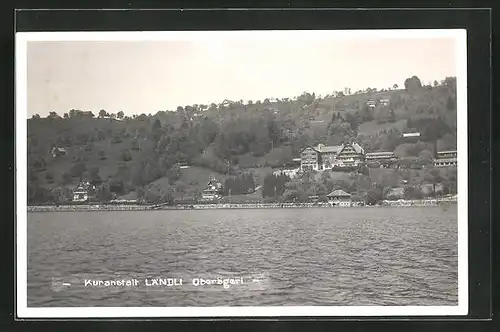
left=27, top=207, right=458, bottom=307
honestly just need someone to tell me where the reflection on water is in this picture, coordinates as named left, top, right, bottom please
left=27, top=207, right=458, bottom=307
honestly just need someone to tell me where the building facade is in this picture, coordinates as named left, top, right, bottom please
left=326, top=189, right=352, bottom=207
left=300, top=146, right=321, bottom=171
left=72, top=181, right=96, bottom=202
left=433, top=150, right=457, bottom=168
left=201, top=177, right=223, bottom=201
left=300, top=142, right=365, bottom=172
left=365, top=151, right=398, bottom=167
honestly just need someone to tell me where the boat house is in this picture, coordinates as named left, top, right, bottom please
left=326, top=189, right=352, bottom=207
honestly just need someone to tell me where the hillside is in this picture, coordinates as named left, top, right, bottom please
left=27, top=76, right=457, bottom=204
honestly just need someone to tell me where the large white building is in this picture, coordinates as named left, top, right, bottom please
left=300, top=142, right=365, bottom=172
left=433, top=150, right=457, bottom=168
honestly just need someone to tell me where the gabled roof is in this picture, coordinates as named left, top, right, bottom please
left=337, top=142, right=364, bottom=155
left=327, top=189, right=351, bottom=197
left=299, top=145, right=320, bottom=153
left=74, top=181, right=92, bottom=191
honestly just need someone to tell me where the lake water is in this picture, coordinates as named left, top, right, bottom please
left=27, top=207, right=458, bottom=307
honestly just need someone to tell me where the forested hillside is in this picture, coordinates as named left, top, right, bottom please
left=27, top=75, right=457, bottom=204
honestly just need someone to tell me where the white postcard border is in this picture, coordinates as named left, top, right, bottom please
left=16, top=29, right=468, bottom=318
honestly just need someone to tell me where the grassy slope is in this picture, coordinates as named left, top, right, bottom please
left=31, top=86, right=455, bottom=200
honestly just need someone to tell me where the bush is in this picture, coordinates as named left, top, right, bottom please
left=70, top=162, right=86, bottom=178
left=98, top=150, right=107, bottom=160
left=62, top=172, right=72, bottom=184
left=121, top=150, right=132, bottom=162
left=45, top=171, right=54, bottom=182
left=404, top=186, right=423, bottom=199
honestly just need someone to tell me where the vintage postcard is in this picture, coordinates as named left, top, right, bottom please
left=16, top=29, right=468, bottom=318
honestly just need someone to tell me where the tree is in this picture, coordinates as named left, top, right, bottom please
left=48, top=111, right=60, bottom=119
left=121, top=150, right=132, bottom=162
left=70, top=162, right=86, bottom=178
left=99, top=109, right=107, bottom=118
left=443, top=76, right=457, bottom=92
left=97, top=182, right=112, bottom=202
left=446, top=168, right=458, bottom=194
left=446, top=96, right=456, bottom=111
left=62, top=172, right=72, bottom=185
left=117, top=111, right=124, bottom=119
left=388, top=109, right=396, bottom=123
left=404, top=76, right=422, bottom=93
left=98, top=150, right=107, bottom=160
left=365, top=188, right=383, bottom=205
left=404, top=186, right=423, bottom=199
left=45, top=171, right=54, bottom=183
left=174, top=181, right=187, bottom=200
left=89, top=166, right=101, bottom=184
left=63, top=113, right=69, bottom=119
left=424, top=168, right=443, bottom=195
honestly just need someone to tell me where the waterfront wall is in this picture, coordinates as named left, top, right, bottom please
left=27, top=204, right=152, bottom=213
left=27, top=197, right=456, bottom=212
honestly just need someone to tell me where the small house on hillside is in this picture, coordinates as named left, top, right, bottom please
left=72, top=181, right=96, bottom=202
left=51, top=146, right=67, bottom=158
left=366, top=99, right=376, bottom=108
left=201, top=177, right=223, bottom=201
left=379, top=98, right=390, bottom=106
left=327, top=189, right=352, bottom=207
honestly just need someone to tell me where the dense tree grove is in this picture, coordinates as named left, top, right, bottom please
left=223, top=173, right=255, bottom=196
left=27, top=76, right=457, bottom=204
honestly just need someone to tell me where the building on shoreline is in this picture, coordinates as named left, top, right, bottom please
left=72, top=181, right=96, bottom=202
left=433, top=150, right=457, bottom=168
left=300, top=142, right=365, bottom=172
left=326, top=189, right=352, bottom=207
left=201, top=177, right=223, bottom=201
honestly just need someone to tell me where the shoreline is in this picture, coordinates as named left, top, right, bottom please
left=27, top=198, right=457, bottom=212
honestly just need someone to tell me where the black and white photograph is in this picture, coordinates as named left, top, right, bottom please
left=16, top=30, right=468, bottom=318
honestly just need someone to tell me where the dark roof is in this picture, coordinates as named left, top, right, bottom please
left=338, top=142, right=364, bottom=154
left=300, top=145, right=320, bottom=153
left=317, top=145, right=341, bottom=153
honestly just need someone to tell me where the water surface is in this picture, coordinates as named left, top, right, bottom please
left=27, top=207, right=458, bottom=307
